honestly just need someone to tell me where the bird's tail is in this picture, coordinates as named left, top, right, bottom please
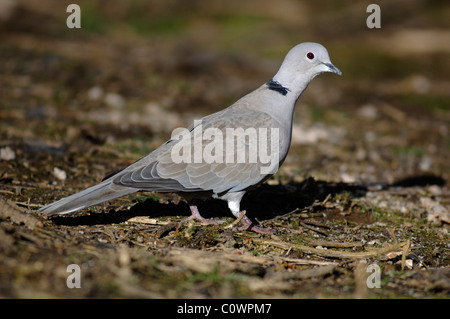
left=38, top=181, right=137, bottom=215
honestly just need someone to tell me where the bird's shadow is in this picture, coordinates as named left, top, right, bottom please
left=50, top=174, right=445, bottom=227
left=49, top=178, right=368, bottom=226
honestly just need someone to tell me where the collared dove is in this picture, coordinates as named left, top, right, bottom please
left=38, top=42, right=341, bottom=234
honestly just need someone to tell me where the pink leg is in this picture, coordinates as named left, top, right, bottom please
left=227, top=198, right=275, bottom=234
left=183, top=204, right=224, bottom=225
left=237, top=215, right=275, bottom=235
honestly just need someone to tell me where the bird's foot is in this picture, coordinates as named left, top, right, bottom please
left=236, top=215, right=275, bottom=235
left=182, top=214, right=224, bottom=225
left=237, top=224, right=275, bottom=234
left=183, top=204, right=225, bottom=225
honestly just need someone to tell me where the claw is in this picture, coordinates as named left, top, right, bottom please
left=183, top=204, right=225, bottom=225
left=236, top=214, right=275, bottom=235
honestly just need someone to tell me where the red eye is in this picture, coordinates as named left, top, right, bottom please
left=307, top=52, right=315, bottom=59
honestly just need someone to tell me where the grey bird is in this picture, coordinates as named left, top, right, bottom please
left=38, top=42, right=341, bottom=234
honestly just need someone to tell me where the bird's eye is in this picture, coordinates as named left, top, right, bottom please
left=306, top=52, right=315, bottom=60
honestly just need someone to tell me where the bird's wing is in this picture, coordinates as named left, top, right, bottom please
left=112, top=109, right=284, bottom=194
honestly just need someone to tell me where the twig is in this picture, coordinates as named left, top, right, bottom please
left=167, top=247, right=336, bottom=268
left=254, top=238, right=407, bottom=260
left=127, top=216, right=172, bottom=225
left=0, top=198, right=42, bottom=229
left=303, top=238, right=364, bottom=248
left=299, top=221, right=328, bottom=236
left=275, top=256, right=337, bottom=266
left=284, top=207, right=301, bottom=215
left=386, top=228, right=398, bottom=244
left=224, top=210, right=246, bottom=229
left=322, top=193, right=332, bottom=205
left=15, top=201, right=43, bottom=208
left=401, top=239, right=411, bottom=271
left=302, top=220, right=330, bottom=229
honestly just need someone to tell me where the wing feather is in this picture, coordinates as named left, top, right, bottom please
left=112, top=108, right=283, bottom=194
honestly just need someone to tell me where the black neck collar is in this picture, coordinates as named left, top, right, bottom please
left=266, top=79, right=290, bottom=96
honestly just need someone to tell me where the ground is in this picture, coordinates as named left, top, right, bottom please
left=0, top=0, right=449, bottom=298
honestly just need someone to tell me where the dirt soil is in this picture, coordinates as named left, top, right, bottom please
left=0, top=0, right=449, bottom=298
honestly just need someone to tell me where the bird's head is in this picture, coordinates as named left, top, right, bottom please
left=273, top=42, right=341, bottom=93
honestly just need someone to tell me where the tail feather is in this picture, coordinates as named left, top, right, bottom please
left=38, top=181, right=138, bottom=215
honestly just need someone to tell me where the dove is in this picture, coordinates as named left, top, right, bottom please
left=38, top=42, right=341, bottom=234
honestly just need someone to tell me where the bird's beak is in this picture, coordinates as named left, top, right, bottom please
left=323, top=62, right=342, bottom=76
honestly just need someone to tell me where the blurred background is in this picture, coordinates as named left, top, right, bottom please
left=0, top=0, right=449, bottom=197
